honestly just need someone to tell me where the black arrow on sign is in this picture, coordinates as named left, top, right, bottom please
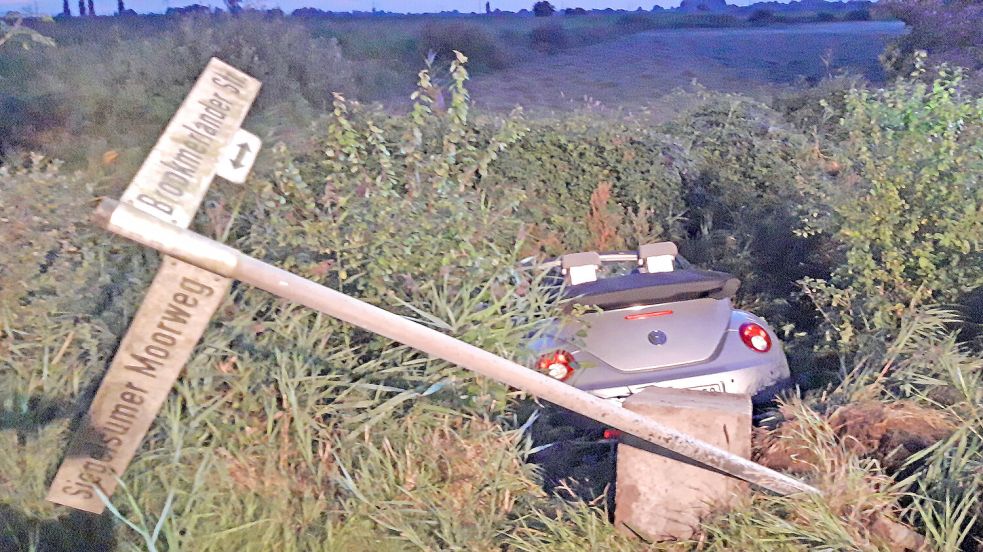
left=230, top=142, right=250, bottom=169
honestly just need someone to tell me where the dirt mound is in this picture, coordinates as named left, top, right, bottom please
left=754, top=400, right=957, bottom=474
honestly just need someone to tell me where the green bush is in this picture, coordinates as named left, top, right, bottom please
left=529, top=21, right=569, bottom=53
left=748, top=9, right=776, bottom=24
left=881, top=0, right=983, bottom=88
left=417, top=20, right=508, bottom=71
left=843, top=8, right=871, bottom=21
left=802, top=66, right=983, bottom=349
left=660, top=94, right=825, bottom=328
left=5, top=14, right=354, bottom=165
left=481, top=114, right=689, bottom=256
left=772, top=75, right=864, bottom=140
left=614, top=12, right=658, bottom=32
left=0, top=13, right=55, bottom=50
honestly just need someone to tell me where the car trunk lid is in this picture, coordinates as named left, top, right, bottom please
left=570, top=298, right=732, bottom=372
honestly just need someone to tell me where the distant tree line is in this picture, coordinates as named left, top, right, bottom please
left=59, top=0, right=135, bottom=17
left=50, top=0, right=877, bottom=20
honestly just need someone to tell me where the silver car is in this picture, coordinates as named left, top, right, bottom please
left=527, top=242, right=791, bottom=405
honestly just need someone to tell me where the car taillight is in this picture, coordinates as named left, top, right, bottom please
left=602, top=428, right=622, bottom=440
left=536, top=350, right=575, bottom=381
left=739, top=322, right=772, bottom=353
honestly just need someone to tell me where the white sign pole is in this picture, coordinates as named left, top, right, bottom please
left=93, top=199, right=822, bottom=498
left=47, top=58, right=262, bottom=513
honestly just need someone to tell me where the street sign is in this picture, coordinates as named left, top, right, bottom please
left=46, top=58, right=261, bottom=514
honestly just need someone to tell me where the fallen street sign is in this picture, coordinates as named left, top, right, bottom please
left=46, top=58, right=261, bottom=514
left=217, top=128, right=262, bottom=184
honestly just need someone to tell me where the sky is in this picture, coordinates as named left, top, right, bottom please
left=7, top=0, right=773, bottom=18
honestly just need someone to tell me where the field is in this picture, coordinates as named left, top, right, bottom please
left=1, top=6, right=982, bottom=551
left=469, top=21, right=906, bottom=113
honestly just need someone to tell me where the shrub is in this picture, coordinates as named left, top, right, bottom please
left=685, top=13, right=740, bottom=27
left=660, top=94, right=824, bottom=326
left=417, top=20, right=507, bottom=71
left=481, top=114, right=689, bottom=256
left=816, top=11, right=838, bottom=22
left=533, top=1, right=555, bottom=17
left=564, top=7, right=588, bottom=16
left=881, top=0, right=983, bottom=87
left=772, top=74, right=864, bottom=140
left=615, top=12, right=657, bottom=32
left=802, top=66, right=983, bottom=348
left=748, top=9, right=776, bottom=24
left=843, top=8, right=871, bottom=21
left=4, top=14, right=354, bottom=164
left=0, top=13, right=55, bottom=50
left=529, top=21, right=568, bottom=53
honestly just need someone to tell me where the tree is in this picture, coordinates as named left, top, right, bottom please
left=87, top=0, right=94, bottom=15
left=62, top=0, right=71, bottom=16
left=485, top=1, right=490, bottom=14
left=533, top=1, right=555, bottom=16
left=78, top=0, right=85, bottom=15
left=117, top=0, right=124, bottom=14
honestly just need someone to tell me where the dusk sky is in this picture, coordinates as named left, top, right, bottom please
left=7, top=0, right=771, bottom=17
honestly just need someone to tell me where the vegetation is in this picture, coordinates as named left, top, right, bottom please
left=881, top=0, right=983, bottom=86
left=0, top=13, right=55, bottom=49
left=1, top=7, right=981, bottom=552
left=802, top=61, right=983, bottom=352
left=533, top=2, right=556, bottom=17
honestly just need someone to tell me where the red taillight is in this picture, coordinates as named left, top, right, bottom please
left=739, top=323, right=772, bottom=353
left=624, top=309, right=673, bottom=321
left=536, top=350, right=575, bottom=381
left=602, top=428, right=622, bottom=440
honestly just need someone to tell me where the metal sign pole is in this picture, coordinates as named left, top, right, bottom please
left=93, top=199, right=821, bottom=497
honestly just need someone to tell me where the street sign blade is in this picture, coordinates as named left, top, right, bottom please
left=216, top=128, right=261, bottom=184
left=119, top=57, right=261, bottom=226
left=46, top=260, right=230, bottom=513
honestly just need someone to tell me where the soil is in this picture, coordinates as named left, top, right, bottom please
left=754, top=400, right=957, bottom=474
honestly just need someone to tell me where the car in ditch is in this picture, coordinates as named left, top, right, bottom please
left=526, top=242, right=791, bottom=406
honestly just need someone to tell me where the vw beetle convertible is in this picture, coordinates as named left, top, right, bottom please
left=527, top=242, right=791, bottom=405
